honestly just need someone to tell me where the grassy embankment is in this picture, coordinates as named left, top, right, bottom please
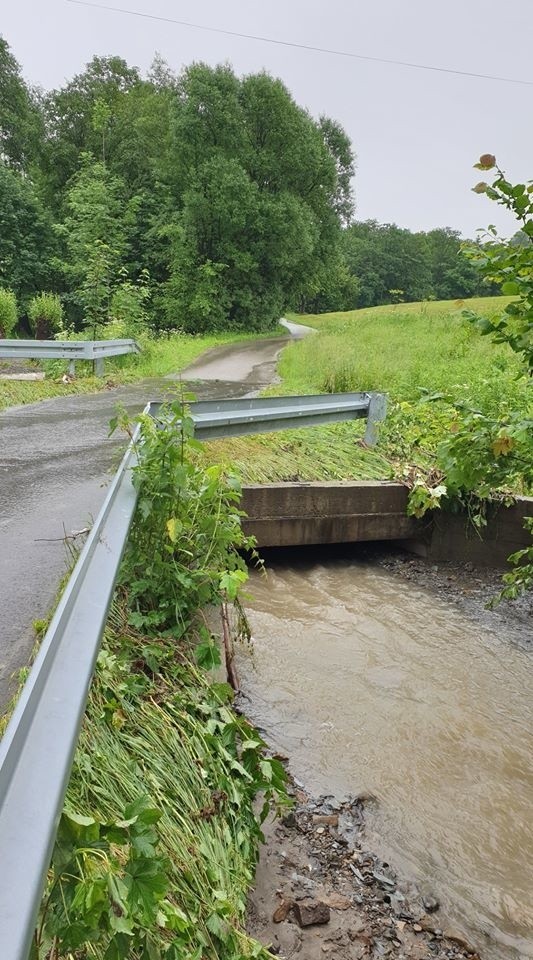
left=200, top=296, right=530, bottom=490
left=15, top=593, right=287, bottom=960
left=0, top=326, right=285, bottom=413
left=10, top=409, right=290, bottom=959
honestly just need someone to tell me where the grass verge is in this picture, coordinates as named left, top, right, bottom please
left=41, top=600, right=287, bottom=959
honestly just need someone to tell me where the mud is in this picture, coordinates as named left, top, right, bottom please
left=248, top=783, right=481, bottom=960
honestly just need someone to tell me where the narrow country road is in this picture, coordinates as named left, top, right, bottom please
left=0, top=327, right=301, bottom=710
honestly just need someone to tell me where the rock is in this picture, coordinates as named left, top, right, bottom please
left=321, top=892, right=352, bottom=910
left=293, top=898, right=331, bottom=927
left=389, top=892, right=406, bottom=915
left=272, top=898, right=294, bottom=923
left=373, top=870, right=396, bottom=888
left=347, top=920, right=366, bottom=939
left=282, top=811, right=297, bottom=828
left=413, top=923, right=422, bottom=932
left=312, top=814, right=339, bottom=827
left=442, top=928, right=472, bottom=950
left=423, top=895, right=440, bottom=913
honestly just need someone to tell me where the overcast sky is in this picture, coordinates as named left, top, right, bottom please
left=3, top=0, right=533, bottom=237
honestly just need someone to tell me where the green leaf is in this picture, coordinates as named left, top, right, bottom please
left=123, top=797, right=161, bottom=825
left=205, top=911, right=229, bottom=940
left=109, top=913, right=135, bottom=935
left=195, top=637, right=222, bottom=670
left=104, top=934, right=132, bottom=960
left=259, top=759, right=273, bottom=782
left=61, top=810, right=100, bottom=844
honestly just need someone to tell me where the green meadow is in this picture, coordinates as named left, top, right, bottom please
left=201, top=296, right=530, bottom=488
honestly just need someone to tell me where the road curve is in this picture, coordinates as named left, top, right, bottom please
left=0, top=332, right=294, bottom=711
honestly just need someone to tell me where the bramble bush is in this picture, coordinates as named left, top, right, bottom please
left=114, top=397, right=255, bottom=659
left=413, top=155, right=532, bottom=600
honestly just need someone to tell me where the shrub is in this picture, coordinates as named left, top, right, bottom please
left=28, top=292, right=63, bottom=339
left=0, top=288, right=17, bottom=338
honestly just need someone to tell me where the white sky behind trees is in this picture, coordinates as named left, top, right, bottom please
left=3, top=0, right=533, bottom=238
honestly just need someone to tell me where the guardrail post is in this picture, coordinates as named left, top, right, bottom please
left=95, top=357, right=104, bottom=377
left=68, top=360, right=76, bottom=377
left=364, top=392, right=388, bottom=445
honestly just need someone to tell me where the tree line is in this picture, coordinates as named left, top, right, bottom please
left=302, top=220, right=494, bottom=313
left=0, top=36, right=492, bottom=336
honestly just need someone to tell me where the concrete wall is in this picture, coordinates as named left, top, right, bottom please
left=241, top=481, right=426, bottom=548
left=241, top=481, right=532, bottom=568
left=427, top=497, right=532, bottom=567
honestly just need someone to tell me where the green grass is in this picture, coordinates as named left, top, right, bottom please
left=201, top=296, right=530, bottom=485
left=0, top=326, right=285, bottom=413
left=58, top=607, right=282, bottom=959
left=201, top=421, right=394, bottom=483
left=281, top=296, right=518, bottom=398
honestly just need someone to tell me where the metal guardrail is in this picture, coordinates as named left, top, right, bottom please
left=0, top=339, right=140, bottom=376
left=0, top=390, right=386, bottom=960
left=151, top=392, right=387, bottom=445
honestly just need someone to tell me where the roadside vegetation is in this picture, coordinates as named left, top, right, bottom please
left=200, top=293, right=527, bottom=486
left=32, top=402, right=289, bottom=959
left=0, top=327, right=284, bottom=413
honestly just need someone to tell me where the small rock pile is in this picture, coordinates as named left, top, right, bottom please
left=248, top=788, right=480, bottom=960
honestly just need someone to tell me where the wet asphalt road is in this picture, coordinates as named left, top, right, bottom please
left=0, top=330, right=301, bottom=710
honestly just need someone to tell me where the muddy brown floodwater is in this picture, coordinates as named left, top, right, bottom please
left=239, top=554, right=533, bottom=960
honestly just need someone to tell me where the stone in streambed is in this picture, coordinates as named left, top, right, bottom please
left=293, top=898, right=331, bottom=927
left=422, top=895, right=440, bottom=913
left=312, top=814, right=339, bottom=827
left=272, top=898, right=294, bottom=923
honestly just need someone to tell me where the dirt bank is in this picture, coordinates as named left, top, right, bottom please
left=248, top=780, right=480, bottom=960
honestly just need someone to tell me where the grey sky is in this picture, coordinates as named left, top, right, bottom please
left=3, top=0, right=533, bottom=237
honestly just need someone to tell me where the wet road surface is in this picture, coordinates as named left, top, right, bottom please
left=0, top=332, right=293, bottom=710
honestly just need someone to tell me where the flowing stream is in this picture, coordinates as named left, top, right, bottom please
left=239, top=554, right=533, bottom=960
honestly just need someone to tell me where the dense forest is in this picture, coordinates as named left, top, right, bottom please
left=0, top=36, right=491, bottom=336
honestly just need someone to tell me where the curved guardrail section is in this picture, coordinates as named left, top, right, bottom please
left=0, top=391, right=386, bottom=960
